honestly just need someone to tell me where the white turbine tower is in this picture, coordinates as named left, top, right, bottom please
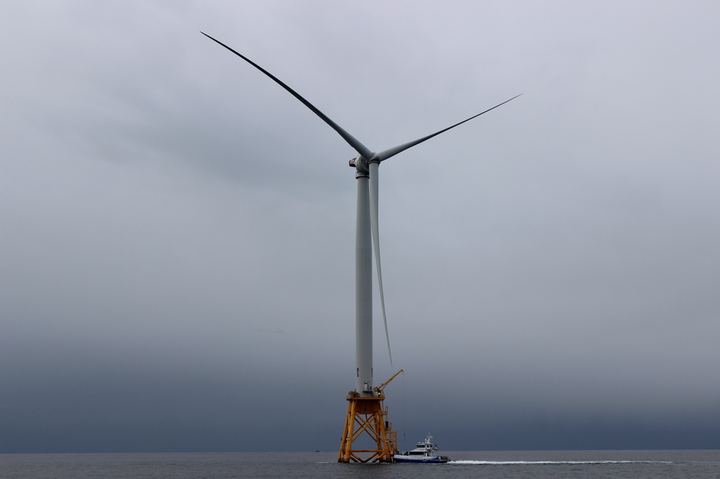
left=201, top=32, right=520, bottom=462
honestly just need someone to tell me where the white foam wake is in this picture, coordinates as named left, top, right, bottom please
left=449, top=460, right=673, bottom=465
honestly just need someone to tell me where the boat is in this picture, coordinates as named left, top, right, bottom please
left=393, top=435, right=449, bottom=463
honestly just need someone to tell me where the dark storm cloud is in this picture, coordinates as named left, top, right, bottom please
left=1, top=0, right=719, bottom=452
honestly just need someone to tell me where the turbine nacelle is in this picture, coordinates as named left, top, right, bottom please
left=349, top=156, right=377, bottom=176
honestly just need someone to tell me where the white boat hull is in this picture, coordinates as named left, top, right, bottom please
left=393, top=455, right=448, bottom=463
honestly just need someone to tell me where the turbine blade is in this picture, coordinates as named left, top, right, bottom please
left=201, top=32, right=373, bottom=160
left=369, top=162, right=393, bottom=366
left=376, top=94, right=522, bottom=162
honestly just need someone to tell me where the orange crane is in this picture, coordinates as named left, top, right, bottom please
left=374, top=369, right=404, bottom=396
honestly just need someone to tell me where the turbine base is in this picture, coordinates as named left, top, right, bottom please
left=338, top=393, right=397, bottom=463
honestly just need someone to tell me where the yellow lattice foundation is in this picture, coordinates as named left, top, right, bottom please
left=338, top=392, right=397, bottom=463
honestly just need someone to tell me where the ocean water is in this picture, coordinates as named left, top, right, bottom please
left=1, top=450, right=718, bottom=478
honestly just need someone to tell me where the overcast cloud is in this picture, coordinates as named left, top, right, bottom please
left=1, top=1, right=719, bottom=452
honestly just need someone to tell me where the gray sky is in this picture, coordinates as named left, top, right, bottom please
left=1, top=0, right=719, bottom=452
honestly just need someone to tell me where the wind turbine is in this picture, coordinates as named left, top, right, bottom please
left=201, top=32, right=520, bottom=462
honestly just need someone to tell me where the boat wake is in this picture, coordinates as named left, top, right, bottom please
left=448, top=460, right=673, bottom=465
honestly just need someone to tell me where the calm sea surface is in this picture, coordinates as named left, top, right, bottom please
left=2, top=450, right=718, bottom=478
